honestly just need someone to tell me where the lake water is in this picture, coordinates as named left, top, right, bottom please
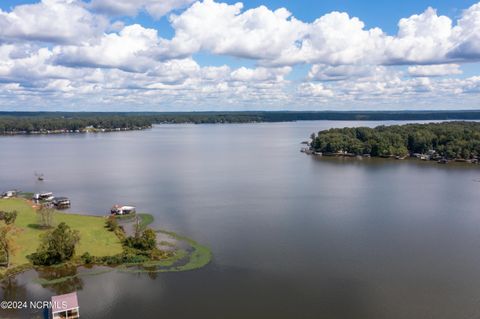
left=1, top=121, right=480, bottom=319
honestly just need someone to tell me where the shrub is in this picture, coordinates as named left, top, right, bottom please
left=0, top=210, right=17, bottom=225
left=96, top=252, right=149, bottom=265
left=124, top=228, right=157, bottom=251
left=37, top=205, right=54, bottom=228
left=80, top=252, right=94, bottom=264
left=106, top=215, right=118, bottom=231
left=28, top=222, right=80, bottom=266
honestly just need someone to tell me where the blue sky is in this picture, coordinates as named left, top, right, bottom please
left=3, top=0, right=475, bottom=33
left=0, top=0, right=480, bottom=111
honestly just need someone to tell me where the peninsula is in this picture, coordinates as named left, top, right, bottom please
left=306, top=121, right=480, bottom=162
left=0, top=196, right=212, bottom=281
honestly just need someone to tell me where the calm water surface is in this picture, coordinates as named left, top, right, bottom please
left=1, top=121, right=480, bottom=319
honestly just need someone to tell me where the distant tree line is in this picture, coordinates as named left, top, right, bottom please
left=1, top=111, right=480, bottom=134
left=310, top=121, right=480, bottom=160
left=0, top=115, right=153, bottom=134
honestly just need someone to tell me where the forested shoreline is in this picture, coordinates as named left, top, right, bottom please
left=0, top=115, right=154, bottom=134
left=1, top=111, right=480, bottom=135
left=308, top=121, right=480, bottom=161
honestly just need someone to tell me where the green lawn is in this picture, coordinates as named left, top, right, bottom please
left=0, top=198, right=123, bottom=267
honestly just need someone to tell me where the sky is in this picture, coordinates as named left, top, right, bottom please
left=1, top=0, right=480, bottom=111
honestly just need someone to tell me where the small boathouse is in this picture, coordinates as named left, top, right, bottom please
left=51, top=292, right=80, bottom=319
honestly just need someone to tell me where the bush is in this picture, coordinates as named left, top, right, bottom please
left=28, top=222, right=80, bottom=266
left=37, top=206, right=54, bottom=228
left=124, top=228, right=157, bottom=251
left=0, top=210, right=17, bottom=225
left=96, top=252, right=149, bottom=265
left=80, top=252, right=94, bottom=264
left=106, top=215, right=118, bottom=231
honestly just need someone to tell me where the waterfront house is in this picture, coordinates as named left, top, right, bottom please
left=51, top=292, right=79, bottom=319
left=1, top=190, right=17, bottom=198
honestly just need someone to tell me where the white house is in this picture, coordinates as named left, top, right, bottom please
left=1, top=190, right=17, bottom=198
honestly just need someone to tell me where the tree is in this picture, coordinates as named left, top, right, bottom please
left=38, top=205, right=54, bottom=229
left=0, top=224, right=19, bottom=267
left=141, top=229, right=157, bottom=251
left=28, top=222, right=80, bottom=266
left=0, top=210, right=17, bottom=225
left=124, top=228, right=157, bottom=251
left=311, top=122, right=480, bottom=160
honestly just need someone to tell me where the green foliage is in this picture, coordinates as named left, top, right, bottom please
left=0, top=225, right=19, bottom=267
left=2, top=111, right=480, bottom=134
left=124, top=228, right=157, bottom=251
left=311, top=121, right=480, bottom=160
left=157, top=230, right=213, bottom=272
left=105, top=215, right=118, bottom=231
left=137, top=213, right=154, bottom=229
left=80, top=252, right=93, bottom=264
left=141, top=229, right=157, bottom=250
left=28, top=222, right=80, bottom=266
left=101, top=253, right=150, bottom=265
left=37, top=205, right=54, bottom=229
left=0, top=210, right=17, bottom=225
left=0, top=198, right=122, bottom=269
left=82, top=252, right=151, bottom=266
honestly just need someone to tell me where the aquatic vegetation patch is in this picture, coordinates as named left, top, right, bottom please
left=34, top=268, right=113, bottom=285
left=137, top=213, right=154, bottom=229
left=116, top=230, right=212, bottom=274
left=157, top=230, right=212, bottom=271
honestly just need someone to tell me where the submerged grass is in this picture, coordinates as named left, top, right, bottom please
left=157, top=230, right=213, bottom=272
left=116, top=229, right=212, bottom=274
left=137, top=213, right=154, bottom=229
left=119, top=230, right=212, bottom=273
left=34, top=268, right=113, bottom=285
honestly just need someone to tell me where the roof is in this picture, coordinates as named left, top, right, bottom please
left=51, top=292, right=79, bottom=313
left=53, top=197, right=69, bottom=201
left=112, top=205, right=136, bottom=210
left=39, top=192, right=53, bottom=196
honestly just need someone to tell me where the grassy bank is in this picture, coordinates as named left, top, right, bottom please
left=0, top=198, right=122, bottom=268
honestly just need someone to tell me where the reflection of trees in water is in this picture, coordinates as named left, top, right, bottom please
left=0, top=276, right=28, bottom=301
left=0, top=277, right=29, bottom=318
left=37, top=265, right=83, bottom=295
left=144, top=267, right=158, bottom=280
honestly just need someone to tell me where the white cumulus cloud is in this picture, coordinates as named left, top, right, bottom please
left=408, top=64, right=462, bottom=77
left=0, top=0, right=108, bottom=44
left=1, top=0, right=480, bottom=110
